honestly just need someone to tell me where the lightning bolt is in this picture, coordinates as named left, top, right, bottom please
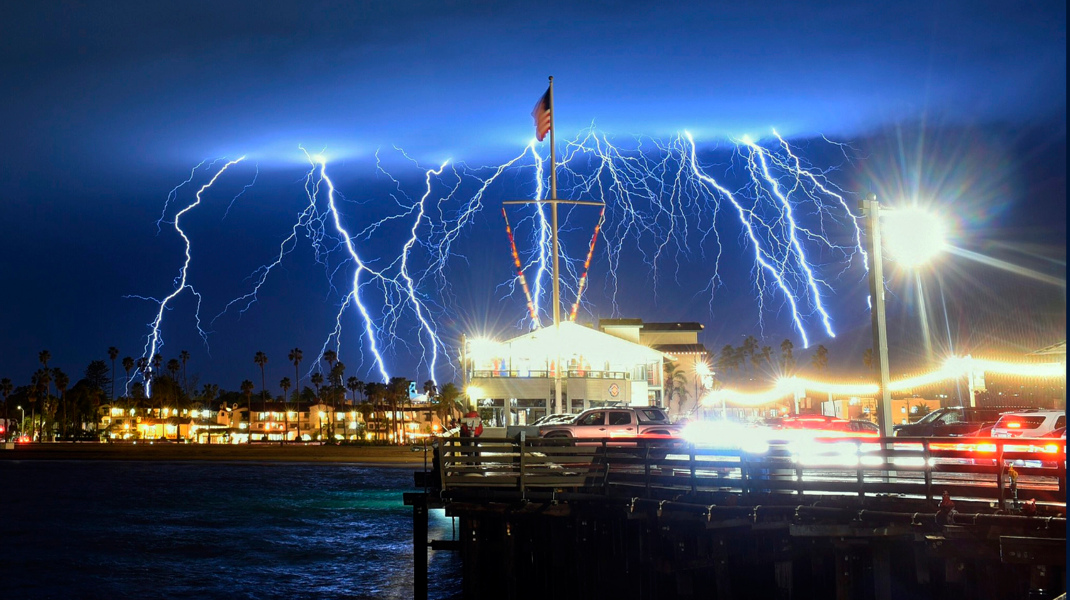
left=139, top=157, right=245, bottom=392
left=139, top=127, right=866, bottom=385
left=309, top=152, right=391, bottom=384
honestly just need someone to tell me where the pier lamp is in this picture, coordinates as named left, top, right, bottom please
left=693, top=360, right=714, bottom=415
left=861, top=197, right=947, bottom=436
left=880, top=206, right=948, bottom=268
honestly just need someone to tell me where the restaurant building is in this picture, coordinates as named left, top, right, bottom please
left=463, top=319, right=710, bottom=426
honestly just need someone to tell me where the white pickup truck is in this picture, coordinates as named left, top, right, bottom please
left=537, top=406, right=681, bottom=439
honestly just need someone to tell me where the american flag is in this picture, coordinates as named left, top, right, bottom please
left=531, top=87, right=552, bottom=141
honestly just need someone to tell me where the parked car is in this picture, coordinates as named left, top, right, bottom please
left=991, top=410, right=1066, bottom=438
left=892, top=407, right=1014, bottom=437
left=538, top=407, right=680, bottom=439
left=1044, top=426, right=1066, bottom=439
left=847, top=420, right=880, bottom=435
left=766, top=415, right=878, bottom=437
left=963, top=424, right=994, bottom=437
left=532, top=413, right=577, bottom=426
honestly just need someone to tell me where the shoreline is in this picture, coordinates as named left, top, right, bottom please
left=0, top=442, right=432, bottom=466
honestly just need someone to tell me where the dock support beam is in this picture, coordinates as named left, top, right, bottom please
left=404, top=492, right=429, bottom=600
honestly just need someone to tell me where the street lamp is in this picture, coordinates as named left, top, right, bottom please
left=881, top=207, right=948, bottom=268
left=861, top=196, right=947, bottom=436
left=17, top=405, right=25, bottom=433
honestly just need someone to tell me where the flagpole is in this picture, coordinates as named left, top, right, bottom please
left=548, top=75, right=563, bottom=414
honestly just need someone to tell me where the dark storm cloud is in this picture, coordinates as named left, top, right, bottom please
left=2, top=1, right=1065, bottom=172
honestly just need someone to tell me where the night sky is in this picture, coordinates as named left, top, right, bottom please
left=1, top=1, right=1065, bottom=393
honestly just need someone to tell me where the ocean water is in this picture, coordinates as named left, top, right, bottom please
left=0, top=460, right=461, bottom=599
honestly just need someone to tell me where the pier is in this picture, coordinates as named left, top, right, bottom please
left=406, top=434, right=1066, bottom=599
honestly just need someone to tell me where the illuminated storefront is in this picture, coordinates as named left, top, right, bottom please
left=463, top=321, right=668, bottom=426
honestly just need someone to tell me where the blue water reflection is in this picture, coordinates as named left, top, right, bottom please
left=1, top=461, right=461, bottom=599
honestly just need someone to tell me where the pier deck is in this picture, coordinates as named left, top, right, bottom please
left=407, top=435, right=1066, bottom=599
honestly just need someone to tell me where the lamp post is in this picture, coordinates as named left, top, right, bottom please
left=861, top=196, right=947, bottom=436
left=17, top=405, right=25, bottom=434
left=694, top=360, right=716, bottom=418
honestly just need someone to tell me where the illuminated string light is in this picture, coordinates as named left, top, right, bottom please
left=701, top=356, right=1066, bottom=408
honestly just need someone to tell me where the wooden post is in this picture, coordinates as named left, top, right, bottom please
left=922, top=439, right=933, bottom=503
left=644, top=443, right=652, bottom=497
left=403, top=492, right=429, bottom=600
left=690, top=443, right=697, bottom=494
left=996, top=443, right=1005, bottom=511
left=517, top=431, right=527, bottom=496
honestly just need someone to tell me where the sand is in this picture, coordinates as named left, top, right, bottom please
left=0, top=441, right=433, bottom=466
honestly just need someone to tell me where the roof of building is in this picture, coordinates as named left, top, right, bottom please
left=598, top=318, right=645, bottom=327
left=497, top=320, right=667, bottom=363
left=652, top=343, right=709, bottom=355
left=642, top=322, right=704, bottom=332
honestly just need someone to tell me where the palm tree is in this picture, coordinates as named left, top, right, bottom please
left=53, top=369, right=69, bottom=439
left=254, top=351, right=268, bottom=408
left=240, top=379, right=254, bottom=443
left=200, top=383, right=219, bottom=408
left=662, top=361, right=690, bottom=418
left=279, top=377, right=292, bottom=444
left=438, top=382, right=462, bottom=426
left=310, top=372, right=324, bottom=440
left=179, top=350, right=191, bottom=396
left=120, top=355, right=134, bottom=406
left=166, top=358, right=180, bottom=381
left=862, top=348, right=873, bottom=369
left=740, top=336, right=760, bottom=381
left=347, top=377, right=362, bottom=404
left=753, top=346, right=773, bottom=375
left=33, top=368, right=52, bottom=440
left=387, top=377, right=411, bottom=445
left=779, top=339, right=796, bottom=373
left=200, top=383, right=219, bottom=441
left=811, top=345, right=830, bottom=372
left=39, top=350, right=52, bottom=407
left=28, top=372, right=42, bottom=440
left=288, top=348, right=303, bottom=438
left=321, top=349, right=337, bottom=374
left=717, top=344, right=739, bottom=384
left=108, top=347, right=119, bottom=402
left=1, top=378, right=12, bottom=429
left=328, top=362, right=345, bottom=438
left=152, top=354, right=163, bottom=379
left=345, top=376, right=363, bottom=439
left=365, top=382, right=385, bottom=442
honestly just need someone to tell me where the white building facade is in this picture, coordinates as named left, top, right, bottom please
left=463, top=321, right=669, bottom=427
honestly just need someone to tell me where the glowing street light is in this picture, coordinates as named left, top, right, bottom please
left=881, top=207, right=948, bottom=268
left=861, top=196, right=950, bottom=436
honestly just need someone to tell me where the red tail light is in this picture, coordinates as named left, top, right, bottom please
left=1007, top=422, right=1022, bottom=428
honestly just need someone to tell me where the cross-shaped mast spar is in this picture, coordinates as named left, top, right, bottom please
left=504, top=76, right=604, bottom=414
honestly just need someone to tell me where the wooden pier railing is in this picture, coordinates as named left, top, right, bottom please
left=433, top=435, right=1066, bottom=509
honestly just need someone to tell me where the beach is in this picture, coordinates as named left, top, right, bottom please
left=0, top=441, right=432, bottom=465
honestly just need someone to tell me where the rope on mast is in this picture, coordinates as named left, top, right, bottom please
left=502, top=208, right=540, bottom=326
left=570, top=207, right=606, bottom=321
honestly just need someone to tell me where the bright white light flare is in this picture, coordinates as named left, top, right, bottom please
left=881, top=207, right=947, bottom=267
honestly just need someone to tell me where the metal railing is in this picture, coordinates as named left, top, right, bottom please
left=435, top=435, right=1066, bottom=510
